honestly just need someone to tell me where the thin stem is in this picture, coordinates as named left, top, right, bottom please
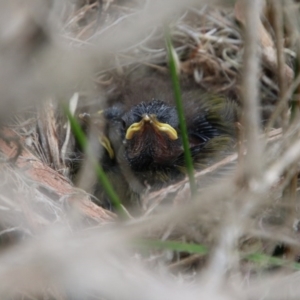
left=240, top=0, right=263, bottom=180
left=63, top=105, right=125, bottom=217
left=273, top=1, right=288, bottom=129
left=165, top=31, right=196, bottom=196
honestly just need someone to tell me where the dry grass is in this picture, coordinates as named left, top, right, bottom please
left=1, top=0, right=300, bottom=299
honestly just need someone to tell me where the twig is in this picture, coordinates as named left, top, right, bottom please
left=205, top=0, right=264, bottom=288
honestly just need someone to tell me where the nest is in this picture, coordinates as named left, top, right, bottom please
left=1, top=0, right=300, bottom=299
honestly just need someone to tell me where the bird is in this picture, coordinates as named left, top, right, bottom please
left=90, top=74, right=238, bottom=210
left=74, top=106, right=137, bottom=209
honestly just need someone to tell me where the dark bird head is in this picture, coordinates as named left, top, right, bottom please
left=122, top=100, right=182, bottom=171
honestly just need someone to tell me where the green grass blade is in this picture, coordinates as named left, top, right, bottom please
left=63, top=105, right=125, bottom=217
left=165, top=31, right=196, bottom=196
left=245, top=253, right=300, bottom=271
left=136, top=239, right=208, bottom=255
left=136, top=239, right=300, bottom=271
left=134, top=239, right=300, bottom=271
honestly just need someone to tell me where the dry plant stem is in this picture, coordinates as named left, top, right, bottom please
left=272, top=1, right=288, bottom=131
left=61, top=93, right=79, bottom=165
left=168, top=254, right=204, bottom=271
left=265, top=72, right=300, bottom=133
left=240, top=0, right=263, bottom=180
left=265, top=137, right=300, bottom=187
left=284, top=158, right=299, bottom=259
left=38, top=100, right=62, bottom=170
left=273, top=1, right=297, bottom=256
left=265, top=0, right=300, bottom=132
left=205, top=0, right=263, bottom=288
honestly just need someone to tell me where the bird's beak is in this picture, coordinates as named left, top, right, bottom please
left=99, top=135, right=114, bottom=159
left=125, top=114, right=178, bottom=140
left=79, top=111, right=115, bottom=159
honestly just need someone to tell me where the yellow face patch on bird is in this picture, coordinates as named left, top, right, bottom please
left=125, top=114, right=178, bottom=140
